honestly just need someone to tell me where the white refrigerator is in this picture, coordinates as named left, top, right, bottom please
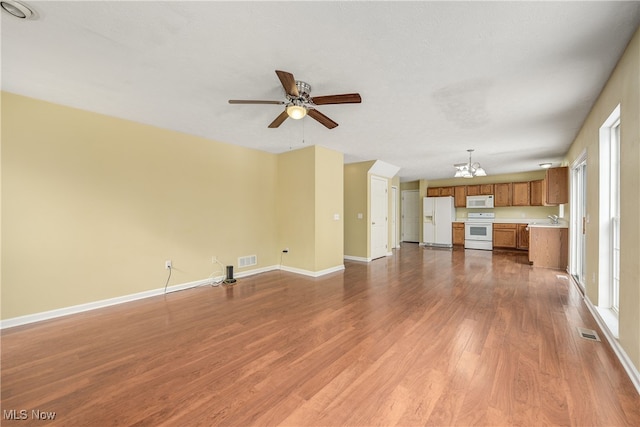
left=423, top=196, right=455, bottom=247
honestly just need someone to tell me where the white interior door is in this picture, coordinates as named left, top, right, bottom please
left=370, top=176, right=388, bottom=259
left=391, top=186, right=398, bottom=249
left=401, top=190, right=420, bottom=242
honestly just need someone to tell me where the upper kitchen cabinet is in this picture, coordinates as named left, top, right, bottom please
left=494, top=183, right=512, bottom=207
left=453, top=186, right=466, bottom=207
left=543, top=166, right=569, bottom=205
left=512, top=182, right=530, bottom=206
left=426, top=187, right=440, bottom=197
left=530, top=180, right=544, bottom=206
left=439, top=187, right=454, bottom=197
left=466, top=184, right=493, bottom=196
left=426, top=187, right=454, bottom=197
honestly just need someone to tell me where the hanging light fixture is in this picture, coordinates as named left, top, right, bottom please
left=453, top=149, right=486, bottom=178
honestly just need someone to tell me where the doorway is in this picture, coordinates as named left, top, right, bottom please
left=570, top=151, right=587, bottom=290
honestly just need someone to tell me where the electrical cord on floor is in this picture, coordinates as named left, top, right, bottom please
left=209, top=259, right=227, bottom=287
left=164, top=265, right=172, bottom=294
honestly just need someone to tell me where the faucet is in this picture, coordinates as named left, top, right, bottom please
left=548, top=215, right=559, bottom=224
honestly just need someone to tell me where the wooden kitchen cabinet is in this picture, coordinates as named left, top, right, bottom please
left=493, top=223, right=517, bottom=248
left=480, top=184, right=494, bottom=195
left=544, top=166, right=569, bottom=205
left=494, top=183, right=512, bottom=207
left=427, top=187, right=454, bottom=197
left=529, top=227, right=568, bottom=269
left=517, top=224, right=529, bottom=249
left=512, top=182, right=530, bottom=206
left=426, top=187, right=440, bottom=197
left=466, top=184, right=494, bottom=196
left=453, top=186, right=466, bottom=207
left=530, top=180, right=544, bottom=206
left=439, top=187, right=454, bottom=197
left=452, top=223, right=465, bottom=245
left=466, top=185, right=479, bottom=196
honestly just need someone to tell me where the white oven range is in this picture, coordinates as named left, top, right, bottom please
left=465, top=212, right=495, bottom=250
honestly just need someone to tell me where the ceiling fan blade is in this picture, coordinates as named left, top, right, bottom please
left=311, top=93, right=362, bottom=105
left=228, top=100, right=285, bottom=105
left=275, top=70, right=299, bottom=97
left=268, top=110, right=289, bottom=128
left=307, top=109, right=338, bottom=129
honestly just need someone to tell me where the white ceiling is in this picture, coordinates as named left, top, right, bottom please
left=2, top=1, right=639, bottom=181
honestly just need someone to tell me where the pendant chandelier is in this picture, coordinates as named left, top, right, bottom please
left=454, top=149, right=486, bottom=178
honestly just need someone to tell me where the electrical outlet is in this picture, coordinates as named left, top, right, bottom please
left=165, top=260, right=172, bottom=269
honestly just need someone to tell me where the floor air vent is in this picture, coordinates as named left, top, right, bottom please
left=577, top=327, right=601, bottom=342
left=238, top=255, right=257, bottom=268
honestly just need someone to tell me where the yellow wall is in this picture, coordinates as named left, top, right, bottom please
left=1, top=93, right=346, bottom=320
left=343, top=161, right=374, bottom=258
left=277, top=146, right=316, bottom=272
left=1, top=92, right=279, bottom=319
left=277, top=145, right=344, bottom=273
left=314, top=146, right=344, bottom=271
left=565, top=27, right=640, bottom=370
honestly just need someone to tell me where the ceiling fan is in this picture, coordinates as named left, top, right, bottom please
left=228, top=70, right=361, bottom=129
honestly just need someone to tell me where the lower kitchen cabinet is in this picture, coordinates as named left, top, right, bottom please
left=452, top=223, right=465, bottom=245
left=529, top=227, right=568, bottom=269
left=493, top=223, right=517, bottom=248
left=517, top=224, right=529, bottom=249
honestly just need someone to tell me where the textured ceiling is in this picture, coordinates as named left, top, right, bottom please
left=2, top=1, right=639, bottom=181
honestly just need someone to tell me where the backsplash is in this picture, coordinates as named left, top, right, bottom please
left=455, top=205, right=560, bottom=220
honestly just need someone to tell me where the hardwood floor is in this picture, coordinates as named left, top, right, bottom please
left=2, top=243, right=639, bottom=426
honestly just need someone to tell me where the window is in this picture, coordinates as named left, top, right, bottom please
left=610, top=118, right=620, bottom=313
left=598, top=104, right=620, bottom=337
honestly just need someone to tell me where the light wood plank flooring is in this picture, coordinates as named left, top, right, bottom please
left=2, top=244, right=639, bottom=426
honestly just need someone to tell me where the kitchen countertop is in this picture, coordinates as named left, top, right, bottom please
left=454, top=218, right=568, bottom=228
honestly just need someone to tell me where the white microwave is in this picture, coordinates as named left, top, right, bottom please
left=466, top=195, right=494, bottom=209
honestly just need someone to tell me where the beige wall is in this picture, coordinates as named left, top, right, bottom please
left=277, top=146, right=316, bottom=272
left=344, top=161, right=375, bottom=258
left=314, top=146, right=344, bottom=271
left=1, top=92, right=279, bottom=319
left=2, top=93, right=345, bottom=321
left=564, top=27, right=640, bottom=370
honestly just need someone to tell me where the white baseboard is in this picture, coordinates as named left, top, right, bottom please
left=344, top=255, right=371, bottom=262
left=0, top=264, right=281, bottom=330
left=279, top=264, right=345, bottom=277
left=580, top=288, right=640, bottom=395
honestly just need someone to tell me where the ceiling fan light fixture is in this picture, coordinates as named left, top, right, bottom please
left=286, top=104, right=307, bottom=120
